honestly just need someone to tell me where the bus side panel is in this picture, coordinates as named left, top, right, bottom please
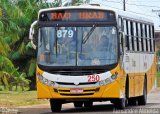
left=134, top=74, right=144, bottom=96
left=124, top=53, right=156, bottom=98
left=128, top=74, right=135, bottom=97
left=147, top=54, right=156, bottom=94
left=128, top=73, right=144, bottom=97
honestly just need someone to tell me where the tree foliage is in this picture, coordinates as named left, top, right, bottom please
left=0, top=0, right=57, bottom=90
left=0, top=0, right=83, bottom=91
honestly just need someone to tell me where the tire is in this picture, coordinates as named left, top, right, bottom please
left=84, top=101, right=93, bottom=107
left=74, top=101, right=83, bottom=108
left=138, top=78, right=147, bottom=105
left=128, top=98, right=137, bottom=106
left=115, top=77, right=128, bottom=109
left=117, top=97, right=127, bottom=109
left=50, top=99, right=62, bottom=112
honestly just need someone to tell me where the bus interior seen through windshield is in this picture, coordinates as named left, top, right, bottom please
left=37, top=26, right=118, bottom=67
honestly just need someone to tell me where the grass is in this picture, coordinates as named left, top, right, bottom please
left=0, top=91, right=48, bottom=108
left=157, top=72, right=160, bottom=77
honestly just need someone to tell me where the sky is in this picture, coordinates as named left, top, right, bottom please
left=47, top=0, right=160, bottom=30
left=91, top=0, right=160, bottom=30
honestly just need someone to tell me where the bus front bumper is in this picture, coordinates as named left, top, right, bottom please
left=37, top=79, right=123, bottom=99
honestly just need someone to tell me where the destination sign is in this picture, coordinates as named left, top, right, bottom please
left=39, top=9, right=116, bottom=22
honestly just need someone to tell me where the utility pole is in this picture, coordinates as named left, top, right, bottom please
left=123, top=0, right=126, bottom=11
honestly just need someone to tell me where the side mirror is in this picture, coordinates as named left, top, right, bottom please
left=29, top=20, right=38, bottom=50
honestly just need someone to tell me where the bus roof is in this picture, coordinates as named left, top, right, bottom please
left=38, top=5, right=153, bottom=24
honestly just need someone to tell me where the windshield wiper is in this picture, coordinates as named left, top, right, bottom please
left=82, top=26, right=96, bottom=44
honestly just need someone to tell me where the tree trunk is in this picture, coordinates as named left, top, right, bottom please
left=15, top=84, right=18, bottom=91
left=21, top=83, right=24, bottom=91
left=1, top=78, right=6, bottom=90
left=9, top=86, right=12, bottom=91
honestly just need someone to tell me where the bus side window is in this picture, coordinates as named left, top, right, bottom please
left=146, top=25, right=150, bottom=52
left=130, top=21, right=134, bottom=51
left=118, top=17, right=123, bottom=31
left=135, top=22, right=139, bottom=51
left=152, top=26, right=155, bottom=52
left=150, top=25, right=153, bottom=52
left=142, top=24, right=146, bottom=52
left=124, top=19, right=129, bottom=50
left=128, top=20, right=132, bottom=51
left=138, top=23, right=142, bottom=51
left=140, top=23, right=144, bottom=52
left=144, top=24, right=148, bottom=52
left=149, top=25, right=152, bottom=52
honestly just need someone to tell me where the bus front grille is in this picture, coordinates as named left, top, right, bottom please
left=55, top=88, right=100, bottom=96
left=60, top=93, right=94, bottom=96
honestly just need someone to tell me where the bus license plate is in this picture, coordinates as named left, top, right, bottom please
left=70, top=88, right=83, bottom=94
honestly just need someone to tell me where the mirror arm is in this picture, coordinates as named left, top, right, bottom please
left=29, top=20, right=38, bottom=40
left=31, top=40, right=36, bottom=50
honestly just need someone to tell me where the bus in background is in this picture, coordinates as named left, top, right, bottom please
left=29, top=5, right=156, bottom=112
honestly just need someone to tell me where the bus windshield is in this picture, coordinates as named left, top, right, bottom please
left=37, top=26, right=118, bottom=66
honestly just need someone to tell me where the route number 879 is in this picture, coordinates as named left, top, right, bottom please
left=57, top=29, right=74, bottom=38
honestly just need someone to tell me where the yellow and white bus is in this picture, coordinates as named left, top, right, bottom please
left=29, top=5, right=156, bottom=112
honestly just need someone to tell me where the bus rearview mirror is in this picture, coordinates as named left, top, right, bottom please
left=29, top=20, right=38, bottom=50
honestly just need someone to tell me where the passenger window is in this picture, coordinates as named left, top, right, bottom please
left=133, top=22, right=137, bottom=51
left=125, top=20, right=130, bottom=50
left=136, top=22, right=139, bottom=51
left=140, top=24, right=144, bottom=51
left=130, top=21, right=134, bottom=51
left=128, top=20, right=132, bottom=51
left=118, top=17, right=123, bottom=31
left=138, top=23, right=142, bottom=51
left=152, top=26, right=155, bottom=52
left=145, top=25, right=148, bottom=51
left=150, top=26, right=154, bottom=52
left=149, top=26, right=152, bottom=52
left=142, top=24, right=146, bottom=51
left=146, top=25, right=150, bottom=52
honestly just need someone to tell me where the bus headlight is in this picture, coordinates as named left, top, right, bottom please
left=99, top=74, right=118, bottom=86
left=38, top=75, right=55, bottom=87
left=111, top=74, right=117, bottom=80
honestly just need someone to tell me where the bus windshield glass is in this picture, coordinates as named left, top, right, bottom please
left=37, top=26, right=118, bottom=66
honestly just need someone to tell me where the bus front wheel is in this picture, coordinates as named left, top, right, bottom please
left=50, top=99, right=62, bottom=112
left=74, top=101, right=83, bottom=108
left=116, top=97, right=127, bottom=109
left=84, top=101, right=93, bottom=107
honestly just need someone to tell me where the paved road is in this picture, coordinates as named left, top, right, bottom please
left=17, top=88, right=160, bottom=114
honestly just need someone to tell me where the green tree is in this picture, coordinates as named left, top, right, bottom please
left=0, top=0, right=84, bottom=91
left=0, top=0, right=61, bottom=90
